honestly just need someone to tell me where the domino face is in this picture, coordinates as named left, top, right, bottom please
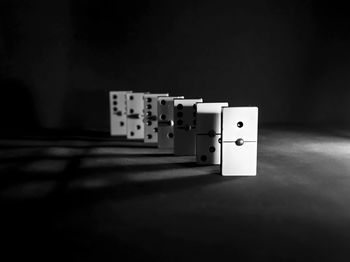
left=221, top=107, right=258, bottom=176
left=126, top=93, right=146, bottom=139
left=144, top=93, right=169, bottom=143
left=195, top=102, right=228, bottom=165
left=110, top=91, right=132, bottom=136
left=196, top=135, right=222, bottom=164
left=157, top=96, right=184, bottom=149
left=173, top=98, right=203, bottom=155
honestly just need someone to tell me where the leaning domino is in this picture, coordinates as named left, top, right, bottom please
left=157, top=96, right=184, bottom=149
left=144, top=93, right=169, bottom=143
left=173, top=98, right=203, bottom=155
left=126, top=92, right=147, bottom=139
left=196, top=102, right=228, bottom=165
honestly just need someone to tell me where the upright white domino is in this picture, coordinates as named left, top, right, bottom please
left=144, top=93, right=169, bottom=143
left=126, top=92, right=147, bottom=139
left=196, top=102, right=228, bottom=165
left=109, top=91, right=132, bottom=136
left=173, top=98, right=203, bottom=155
left=157, top=96, right=184, bottom=149
left=221, top=107, right=258, bottom=176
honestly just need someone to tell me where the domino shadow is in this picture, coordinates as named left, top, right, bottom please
left=0, top=153, right=200, bottom=191
left=1, top=160, right=203, bottom=185
left=97, top=153, right=174, bottom=157
left=0, top=142, right=159, bottom=149
left=0, top=152, right=175, bottom=163
left=67, top=161, right=203, bottom=179
left=58, top=171, right=229, bottom=205
left=0, top=141, right=223, bottom=203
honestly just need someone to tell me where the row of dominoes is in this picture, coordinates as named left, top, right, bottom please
left=110, top=91, right=258, bottom=176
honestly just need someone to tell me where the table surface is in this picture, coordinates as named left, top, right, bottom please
left=1, top=127, right=350, bottom=261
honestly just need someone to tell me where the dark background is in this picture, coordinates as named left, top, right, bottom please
left=2, top=2, right=350, bottom=261
left=1, top=0, right=350, bottom=132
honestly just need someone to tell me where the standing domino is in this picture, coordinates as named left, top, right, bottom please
left=174, top=98, right=203, bottom=155
left=157, top=96, right=184, bottom=149
left=196, top=102, right=228, bottom=165
left=144, top=93, right=169, bottom=143
left=221, top=107, right=258, bottom=176
left=109, top=91, right=132, bottom=136
left=126, top=92, right=147, bottom=139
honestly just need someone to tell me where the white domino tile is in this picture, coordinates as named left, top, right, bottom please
left=109, top=91, right=132, bottom=136
left=221, top=107, right=258, bottom=176
left=126, top=92, right=147, bottom=139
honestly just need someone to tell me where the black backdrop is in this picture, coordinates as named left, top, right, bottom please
left=1, top=0, right=350, bottom=131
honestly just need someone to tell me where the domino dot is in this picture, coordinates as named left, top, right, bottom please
left=113, top=107, right=117, bottom=111
left=153, top=128, right=158, bottom=132
left=201, top=155, right=207, bottom=162
left=147, top=134, right=152, bottom=139
left=113, top=101, right=117, bottom=105
left=147, top=121, right=152, bottom=126
left=235, top=138, right=244, bottom=146
left=160, top=100, right=166, bottom=105
left=160, top=114, right=166, bottom=120
left=177, top=119, right=183, bottom=126
left=130, top=131, right=134, bottom=136
left=177, top=112, right=183, bottom=117
left=147, top=111, right=152, bottom=116
left=113, top=95, right=117, bottom=99
left=209, top=146, right=216, bottom=153
left=137, top=125, right=141, bottom=130
left=147, top=97, right=152, bottom=102
left=208, top=130, right=216, bottom=137
left=117, top=111, right=122, bottom=116
left=147, top=104, right=152, bottom=109
left=130, top=109, right=134, bottom=114
left=237, top=121, right=243, bottom=128
left=177, top=104, right=183, bottom=110
left=167, top=132, right=174, bottom=138
left=129, top=95, right=134, bottom=100
left=120, top=121, right=124, bottom=126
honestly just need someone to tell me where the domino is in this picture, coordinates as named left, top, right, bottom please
left=195, top=102, right=228, bottom=165
left=221, top=107, right=258, bottom=176
left=157, top=96, right=184, bottom=149
left=144, top=93, right=169, bottom=143
left=173, top=98, right=203, bottom=155
left=126, top=92, right=147, bottom=139
left=109, top=91, right=132, bottom=136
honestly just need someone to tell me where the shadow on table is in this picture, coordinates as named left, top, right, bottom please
left=0, top=149, right=235, bottom=205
